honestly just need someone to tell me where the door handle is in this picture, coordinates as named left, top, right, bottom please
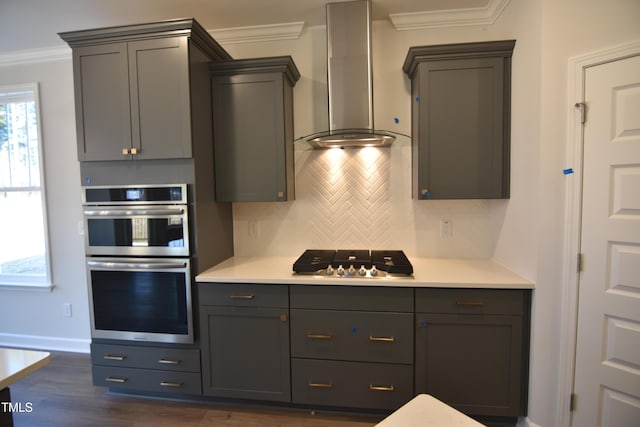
left=369, top=384, right=395, bottom=392
left=369, top=336, right=395, bottom=342
left=229, top=294, right=254, bottom=300
left=158, top=359, right=181, bottom=365
left=308, top=381, right=333, bottom=388
left=306, top=333, right=333, bottom=340
left=103, top=354, right=127, bottom=361
left=160, top=381, right=183, bottom=388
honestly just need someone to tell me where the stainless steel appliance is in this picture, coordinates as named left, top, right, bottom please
left=292, top=249, right=413, bottom=279
left=82, top=184, right=194, bottom=344
left=82, top=185, right=189, bottom=257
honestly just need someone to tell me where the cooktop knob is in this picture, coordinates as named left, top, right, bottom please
left=358, top=265, right=367, bottom=276
left=348, top=265, right=356, bottom=275
left=337, top=265, right=345, bottom=276
left=325, top=266, right=334, bottom=275
left=370, top=266, right=378, bottom=276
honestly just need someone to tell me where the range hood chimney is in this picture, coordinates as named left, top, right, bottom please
left=307, top=0, right=396, bottom=148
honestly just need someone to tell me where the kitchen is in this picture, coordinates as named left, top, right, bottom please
left=1, top=1, right=639, bottom=426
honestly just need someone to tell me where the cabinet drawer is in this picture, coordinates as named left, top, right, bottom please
left=291, top=310, right=413, bottom=364
left=415, top=289, right=524, bottom=315
left=93, top=365, right=201, bottom=395
left=291, top=358, right=413, bottom=410
left=290, top=286, right=413, bottom=312
left=199, top=283, right=288, bottom=307
left=91, top=343, right=200, bottom=373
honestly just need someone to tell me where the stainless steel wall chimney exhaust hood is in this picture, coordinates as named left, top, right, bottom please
left=307, top=0, right=396, bottom=149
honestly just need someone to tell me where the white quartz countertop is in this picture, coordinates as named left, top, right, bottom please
left=376, top=394, right=486, bottom=427
left=196, top=256, right=533, bottom=289
left=0, top=348, right=51, bottom=390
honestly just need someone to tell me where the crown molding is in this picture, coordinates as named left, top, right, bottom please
left=209, top=21, right=305, bottom=45
left=0, top=46, right=70, bottom=68
left=389, top=0, right=511, bottom=31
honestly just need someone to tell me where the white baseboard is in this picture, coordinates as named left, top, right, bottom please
left=0, top=333, right=90, bottom=353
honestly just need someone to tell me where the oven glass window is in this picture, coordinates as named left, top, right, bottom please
left=91, top=270, right=188, bottom=335
left=87, top=218, right=185, bottom=248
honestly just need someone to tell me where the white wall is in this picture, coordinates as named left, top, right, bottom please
left=0, top=59, right=89, bottom=352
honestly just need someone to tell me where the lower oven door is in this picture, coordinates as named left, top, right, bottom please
left=87, top=257, right=193, bottom=344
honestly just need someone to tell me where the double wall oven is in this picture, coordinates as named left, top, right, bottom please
left=82, top=184, right=194, bottom=344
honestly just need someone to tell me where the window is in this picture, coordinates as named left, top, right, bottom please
left=0, top=83, right=52, bottom=288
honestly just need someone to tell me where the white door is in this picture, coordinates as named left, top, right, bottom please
left=572, top=54, right=640, bottom=426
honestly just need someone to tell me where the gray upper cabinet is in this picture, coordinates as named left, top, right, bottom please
left=60, top=18, right=231, bottom=162
left=211, top=57, right=300, bottom=202
left=403, top=40, right=515, bottom=200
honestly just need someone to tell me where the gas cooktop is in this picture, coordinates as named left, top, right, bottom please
left=292, top=249, right=413, bottom=279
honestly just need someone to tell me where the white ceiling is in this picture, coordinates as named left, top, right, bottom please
left=0, top=0, right=492, bottom=53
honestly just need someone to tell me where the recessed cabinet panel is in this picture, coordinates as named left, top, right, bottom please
left=404, top=40, right=515, bottom=200
left=211, top=57, right=299, bottom=202
left=200, top=305, right=291, bottom=402
left=214, top=75, right=283, bottom=200
left=73, top=43, right=131, bottom=161
left=129, top=38, right=192, bottom=160
left=415, top=314, right=523, bottom=417
left=421, top=59, right=504, bottom=198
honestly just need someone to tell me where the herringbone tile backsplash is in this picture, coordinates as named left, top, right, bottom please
left=233, top=144, right=494, bottom=258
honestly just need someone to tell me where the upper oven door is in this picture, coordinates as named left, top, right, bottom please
left=83, top=205, right=189, bottom=257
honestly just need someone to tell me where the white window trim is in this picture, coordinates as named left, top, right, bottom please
left=0, top=82, right=54, bottom=291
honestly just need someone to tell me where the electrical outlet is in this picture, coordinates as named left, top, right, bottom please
left=440, top=219, right=452, bottom=238
left=77, top=220, right=85, bottom=236
left=63, top=303, right=72, bottom=318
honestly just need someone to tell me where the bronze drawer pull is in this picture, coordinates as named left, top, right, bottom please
left=306, top=333, right=333, bottom=340
left=369, top=336, right=395, bottom=342
left=105, top=376, right=128, bottom=383
left=158, top=358, right=181, bottom=365
left=230, top=294, right=254, bottom=300
left=369, top=384, right=395, bottom=392
left=103, top=354, right=127, bottom=361
left=308, top=381, right=333, bottom=388
left=160, top=381, right=183, bottom=388
left=456, top=300, right=485, bottom=306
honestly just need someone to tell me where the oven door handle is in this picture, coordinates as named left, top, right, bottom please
left=87, top=260, right=188, bottom=270
left=83, top=208, right=185, bottom=217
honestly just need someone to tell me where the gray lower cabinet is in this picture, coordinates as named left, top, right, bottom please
left=211, top=57, right=300, bottom=202
left=290, top=286, right=414, bottom=411
left=60, top=18, right=231, bottom=162
left=199, top=283, right=291, bottom=402
left=415, top=288, right=530, bottom=418
left=403, top=40, right=515, bottom=200
left=194, top=283, right=530, bottom=417
left=90, top=343, right=202, bottom=395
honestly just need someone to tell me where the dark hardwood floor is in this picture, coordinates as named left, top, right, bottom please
left=7, top=351, right=381, bottom=427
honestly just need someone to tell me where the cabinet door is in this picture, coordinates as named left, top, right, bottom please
left=200, top=305, right=290, bottom=402
left=415, top=313, right=523, bottom=417
left=128, top=37, right=192, bottom=159
left=416, top=57, right=508, bottom=199
left=72, top=43, right=131, bottom=161
left=212, top=73, right=287, bottom=202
